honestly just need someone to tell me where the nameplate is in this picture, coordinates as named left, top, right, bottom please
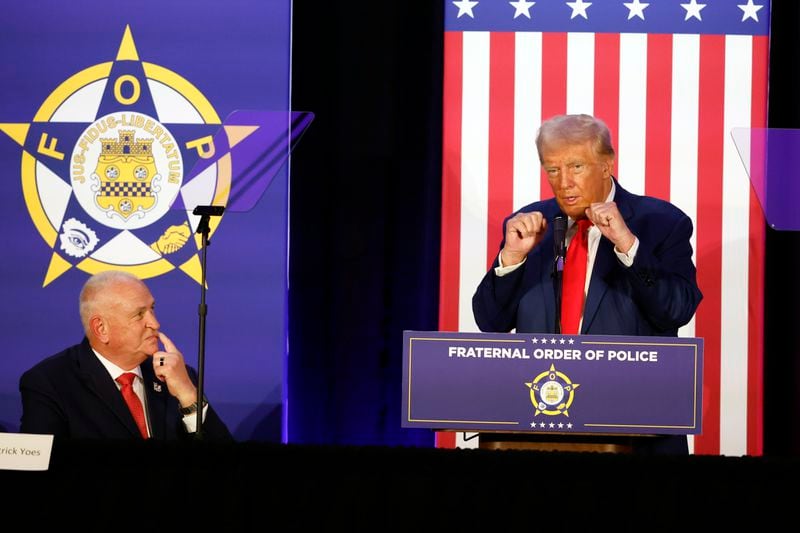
left=401, top=331, right=703, bottom=435
left=0, top=433, right=54, bottom=471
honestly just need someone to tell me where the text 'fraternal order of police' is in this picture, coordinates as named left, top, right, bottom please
left=447, top=346, right=658, bottom=362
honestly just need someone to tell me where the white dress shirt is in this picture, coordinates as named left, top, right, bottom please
left=494, top=181, right=640, bottom=329
left=93, top=349, right=152, bottom=437
left=92, top=350, right=207, bottom=434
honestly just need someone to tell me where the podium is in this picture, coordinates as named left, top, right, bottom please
left=401, top=330, right=703, bottom=453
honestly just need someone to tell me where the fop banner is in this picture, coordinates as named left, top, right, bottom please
left=0, top=0, right=296, bottom=441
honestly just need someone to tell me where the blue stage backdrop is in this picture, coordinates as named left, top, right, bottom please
left=0, top=0, right=293, bottom=441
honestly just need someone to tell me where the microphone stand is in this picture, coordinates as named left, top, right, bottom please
left=192, top=204, right=225, bottom=439
left=553, top=255, right=564, bottom=334
left=552, top=215, right=567, bottom=334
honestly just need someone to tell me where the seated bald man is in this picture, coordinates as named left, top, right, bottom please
left=19, top=270, right=233, bottom=441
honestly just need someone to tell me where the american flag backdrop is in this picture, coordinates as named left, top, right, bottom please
left=438, top=0, right=770, bottom=456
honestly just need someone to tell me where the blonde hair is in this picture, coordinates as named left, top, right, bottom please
left=535, top=114, right=615, bottom=164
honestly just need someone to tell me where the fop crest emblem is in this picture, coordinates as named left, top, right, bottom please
left=93, top=128, right=159, bottom=220
left=0, top=25, right=228, bottom=286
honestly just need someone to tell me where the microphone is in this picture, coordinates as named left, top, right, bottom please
left=552, top=214, right=567, bottom=334
left=553, top=214, right=567, bottom=272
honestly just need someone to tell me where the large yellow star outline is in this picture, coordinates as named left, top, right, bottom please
left=0, top=26, right=259, bottom=286
left=526, top=363, right=580, bottom=417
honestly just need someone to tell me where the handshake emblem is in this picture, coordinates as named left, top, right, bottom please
left=149, top=222, right=191, bottom=255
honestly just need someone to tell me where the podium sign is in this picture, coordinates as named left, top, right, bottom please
left=402, top=331, right=703, bottom=436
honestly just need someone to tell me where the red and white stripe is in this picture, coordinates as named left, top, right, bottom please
left=438, top=30, right=768, bottom=456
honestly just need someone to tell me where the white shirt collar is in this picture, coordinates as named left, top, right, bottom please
left=92, top=348, right=143, bottom=382
left=607, top=179, right=617, bottom=203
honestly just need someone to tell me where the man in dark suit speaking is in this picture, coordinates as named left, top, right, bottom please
left=472, top=114, right=702, bottom=453
left=19, top=270, right=232, bottom=441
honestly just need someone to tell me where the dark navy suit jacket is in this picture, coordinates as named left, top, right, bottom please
left=472, top=180, right=702, bottom=454
left=473, top=180, right=702, bottom=336
left=19, top=337, right=233, bottom=441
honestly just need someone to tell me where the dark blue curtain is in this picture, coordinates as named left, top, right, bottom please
left=288, top=2, right=442, bottom=446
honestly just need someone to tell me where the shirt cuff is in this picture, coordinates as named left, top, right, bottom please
left=182, top=403, right=208, bottom=433
left=494, top=253, right=526, bottom=277
left=614, top=237, right=639, bottom=267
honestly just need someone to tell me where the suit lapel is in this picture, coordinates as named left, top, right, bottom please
left=539, top=202, right=563, bottom=333
left=74, top=341, right=142, bottom=438
left=540, top=236, right=557, bottom=333
left=581, top=240, right=613, bottom=332
left=581, top=180, right=635, bottom=333
left=142, top=362, right=168, bottom=439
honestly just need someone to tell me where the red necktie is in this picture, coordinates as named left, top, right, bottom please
left=561, top=219, right=592, bottom=334
left=116, top=372, right=149, bottom=439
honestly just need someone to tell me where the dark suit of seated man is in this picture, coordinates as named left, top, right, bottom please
left=19, top=270, right=233, bottom=441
